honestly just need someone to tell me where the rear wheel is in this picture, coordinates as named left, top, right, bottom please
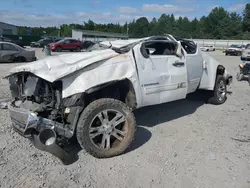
left=76, top=98, right=136, bottom=158
left=208, top=75, right=227, bottom=105
left=15, top=56, right=26, bottom=62
left=56, top=46, right=62, bottom=52
left=76, top=46, right=81, bottom=52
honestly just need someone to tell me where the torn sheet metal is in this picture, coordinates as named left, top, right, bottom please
left=100, top=37, right=149, bottom=48
left=8, top=48, right=139, bottom=99
left=9, top=49, right=119, bottom=83
left=61, top=52, right=138, bottom=98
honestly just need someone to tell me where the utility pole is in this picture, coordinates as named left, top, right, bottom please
left=126, top=24, right=129, bottom=37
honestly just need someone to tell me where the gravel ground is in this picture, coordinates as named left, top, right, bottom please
left=0, top=49, right=250, bottom=188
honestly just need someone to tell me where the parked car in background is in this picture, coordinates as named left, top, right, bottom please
left=241, top=43, right=250, bottom=61
left=54, top=39, right=61, bottom=43
left=225, top=44, right=244, bottom=56
left=81, top=40, right=96, bottom=50
left=0, top=36, right=25, bottom=48
left=0, top=42, right=36, bottom=62
left=200, top=45, right=215, bottom=52
left=49, top=39, right=82, bottom=52
left=30, top=38, right=54, bottom=48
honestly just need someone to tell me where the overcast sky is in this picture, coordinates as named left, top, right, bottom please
left=0, top=0, right=248, bottom=27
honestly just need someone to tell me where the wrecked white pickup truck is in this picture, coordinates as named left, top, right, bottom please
left=6, top=35, right=232, bottom=162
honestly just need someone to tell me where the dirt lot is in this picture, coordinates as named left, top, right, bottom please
left=0, top=49, right=250, bottom=188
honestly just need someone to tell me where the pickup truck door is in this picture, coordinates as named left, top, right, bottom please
left=133, top=41, right=188, bottom=107
left=182, top=42, right=203, bottom=93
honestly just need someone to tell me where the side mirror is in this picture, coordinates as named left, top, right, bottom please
left=175, top=41, right=182, bottom=58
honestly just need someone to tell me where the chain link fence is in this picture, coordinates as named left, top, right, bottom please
left=193, top=39, right=250, bottom=49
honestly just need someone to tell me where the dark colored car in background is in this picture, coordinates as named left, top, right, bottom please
left=81, top=40, right=96, bottom=50
left=49, top=39, right=82, bottom=52
left=0, top=36, right=25, bottom=48
left=225, top=44, right=245, bottom=56
left=30, top=38, right=54, bottom=48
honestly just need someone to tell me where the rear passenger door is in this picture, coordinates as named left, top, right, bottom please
left=63, top=39, right=72, bottom=49
left=69, top=39, right=78, bottom=49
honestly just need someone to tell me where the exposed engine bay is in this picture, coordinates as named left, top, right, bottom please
left=7, top=73, right=86, bottom=164
left=8, top=73, right=85, bottom=139
left=10, top=73, right=62, bottom=120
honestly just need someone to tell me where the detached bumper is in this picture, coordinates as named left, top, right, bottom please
left=8, top=102, right=72, bottom=138
left=8, top=103, right=38, bottom=138
left=8, top=103, right=73, bottom=164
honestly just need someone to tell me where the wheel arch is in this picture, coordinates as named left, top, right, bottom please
left=14, top=56, right=27, bottom=62
left=84, top=78, right=138, bottom=109
left=64, top=79, right=138, bottom=139
left=198, top=64, right=226, bottom=91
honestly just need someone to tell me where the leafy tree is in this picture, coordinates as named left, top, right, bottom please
left=243, top=4, right=250, bottom=32
left=228, top=12, right=242, bottom=39
left=16, top=4, right=250, bottom=40
left=130, top=17, right=149, bottom=37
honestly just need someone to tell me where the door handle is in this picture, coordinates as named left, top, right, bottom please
left=173, top=61, right=185, bottom=67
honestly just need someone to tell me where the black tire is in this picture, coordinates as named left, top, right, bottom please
left=56, top=46, right=62, bottom=52
left=225, top=53, right=228, bottom=56
left=208, top=75, right=227, bottom=105
left=15, top=56, right=26, bottom=62
left=76, top=98, right=136, bottom=158
left=76, top=46, right=81, bottom=52
left=213, top=48, right=215, bottom=51
left=206, top=49, right=209, bottom=52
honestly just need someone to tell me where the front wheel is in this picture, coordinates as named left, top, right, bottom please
left=208, top=75, right=227, bottom=105
left=76, top=98, right=136, bottom=158
left=56, top=46, right=62, bottom=52
left=76, top=46, right=81, bottom=52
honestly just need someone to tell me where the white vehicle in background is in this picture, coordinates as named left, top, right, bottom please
left=200, top=45, right=215, bottom=52
left=6, top=35, right=233, bottom=162
left=241, top=43, right=250, bottom=61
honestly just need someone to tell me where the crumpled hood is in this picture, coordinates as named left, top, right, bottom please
left=8, top=49, right=119, bottom=82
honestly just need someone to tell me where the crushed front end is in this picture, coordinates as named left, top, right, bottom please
left=7, top=72, right=83, bottom=164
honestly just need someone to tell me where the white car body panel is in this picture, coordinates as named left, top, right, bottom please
left=7, top=36, right=232, bottom=109
left=185, top=44, right=203, bottom=93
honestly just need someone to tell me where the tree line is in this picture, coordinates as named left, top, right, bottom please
left=17, top=4, right=250, bottom=40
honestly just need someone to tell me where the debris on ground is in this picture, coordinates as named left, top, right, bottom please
left=231, top=137, right=250, bottom=143
left=0, top=102, right=8, bottom=109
